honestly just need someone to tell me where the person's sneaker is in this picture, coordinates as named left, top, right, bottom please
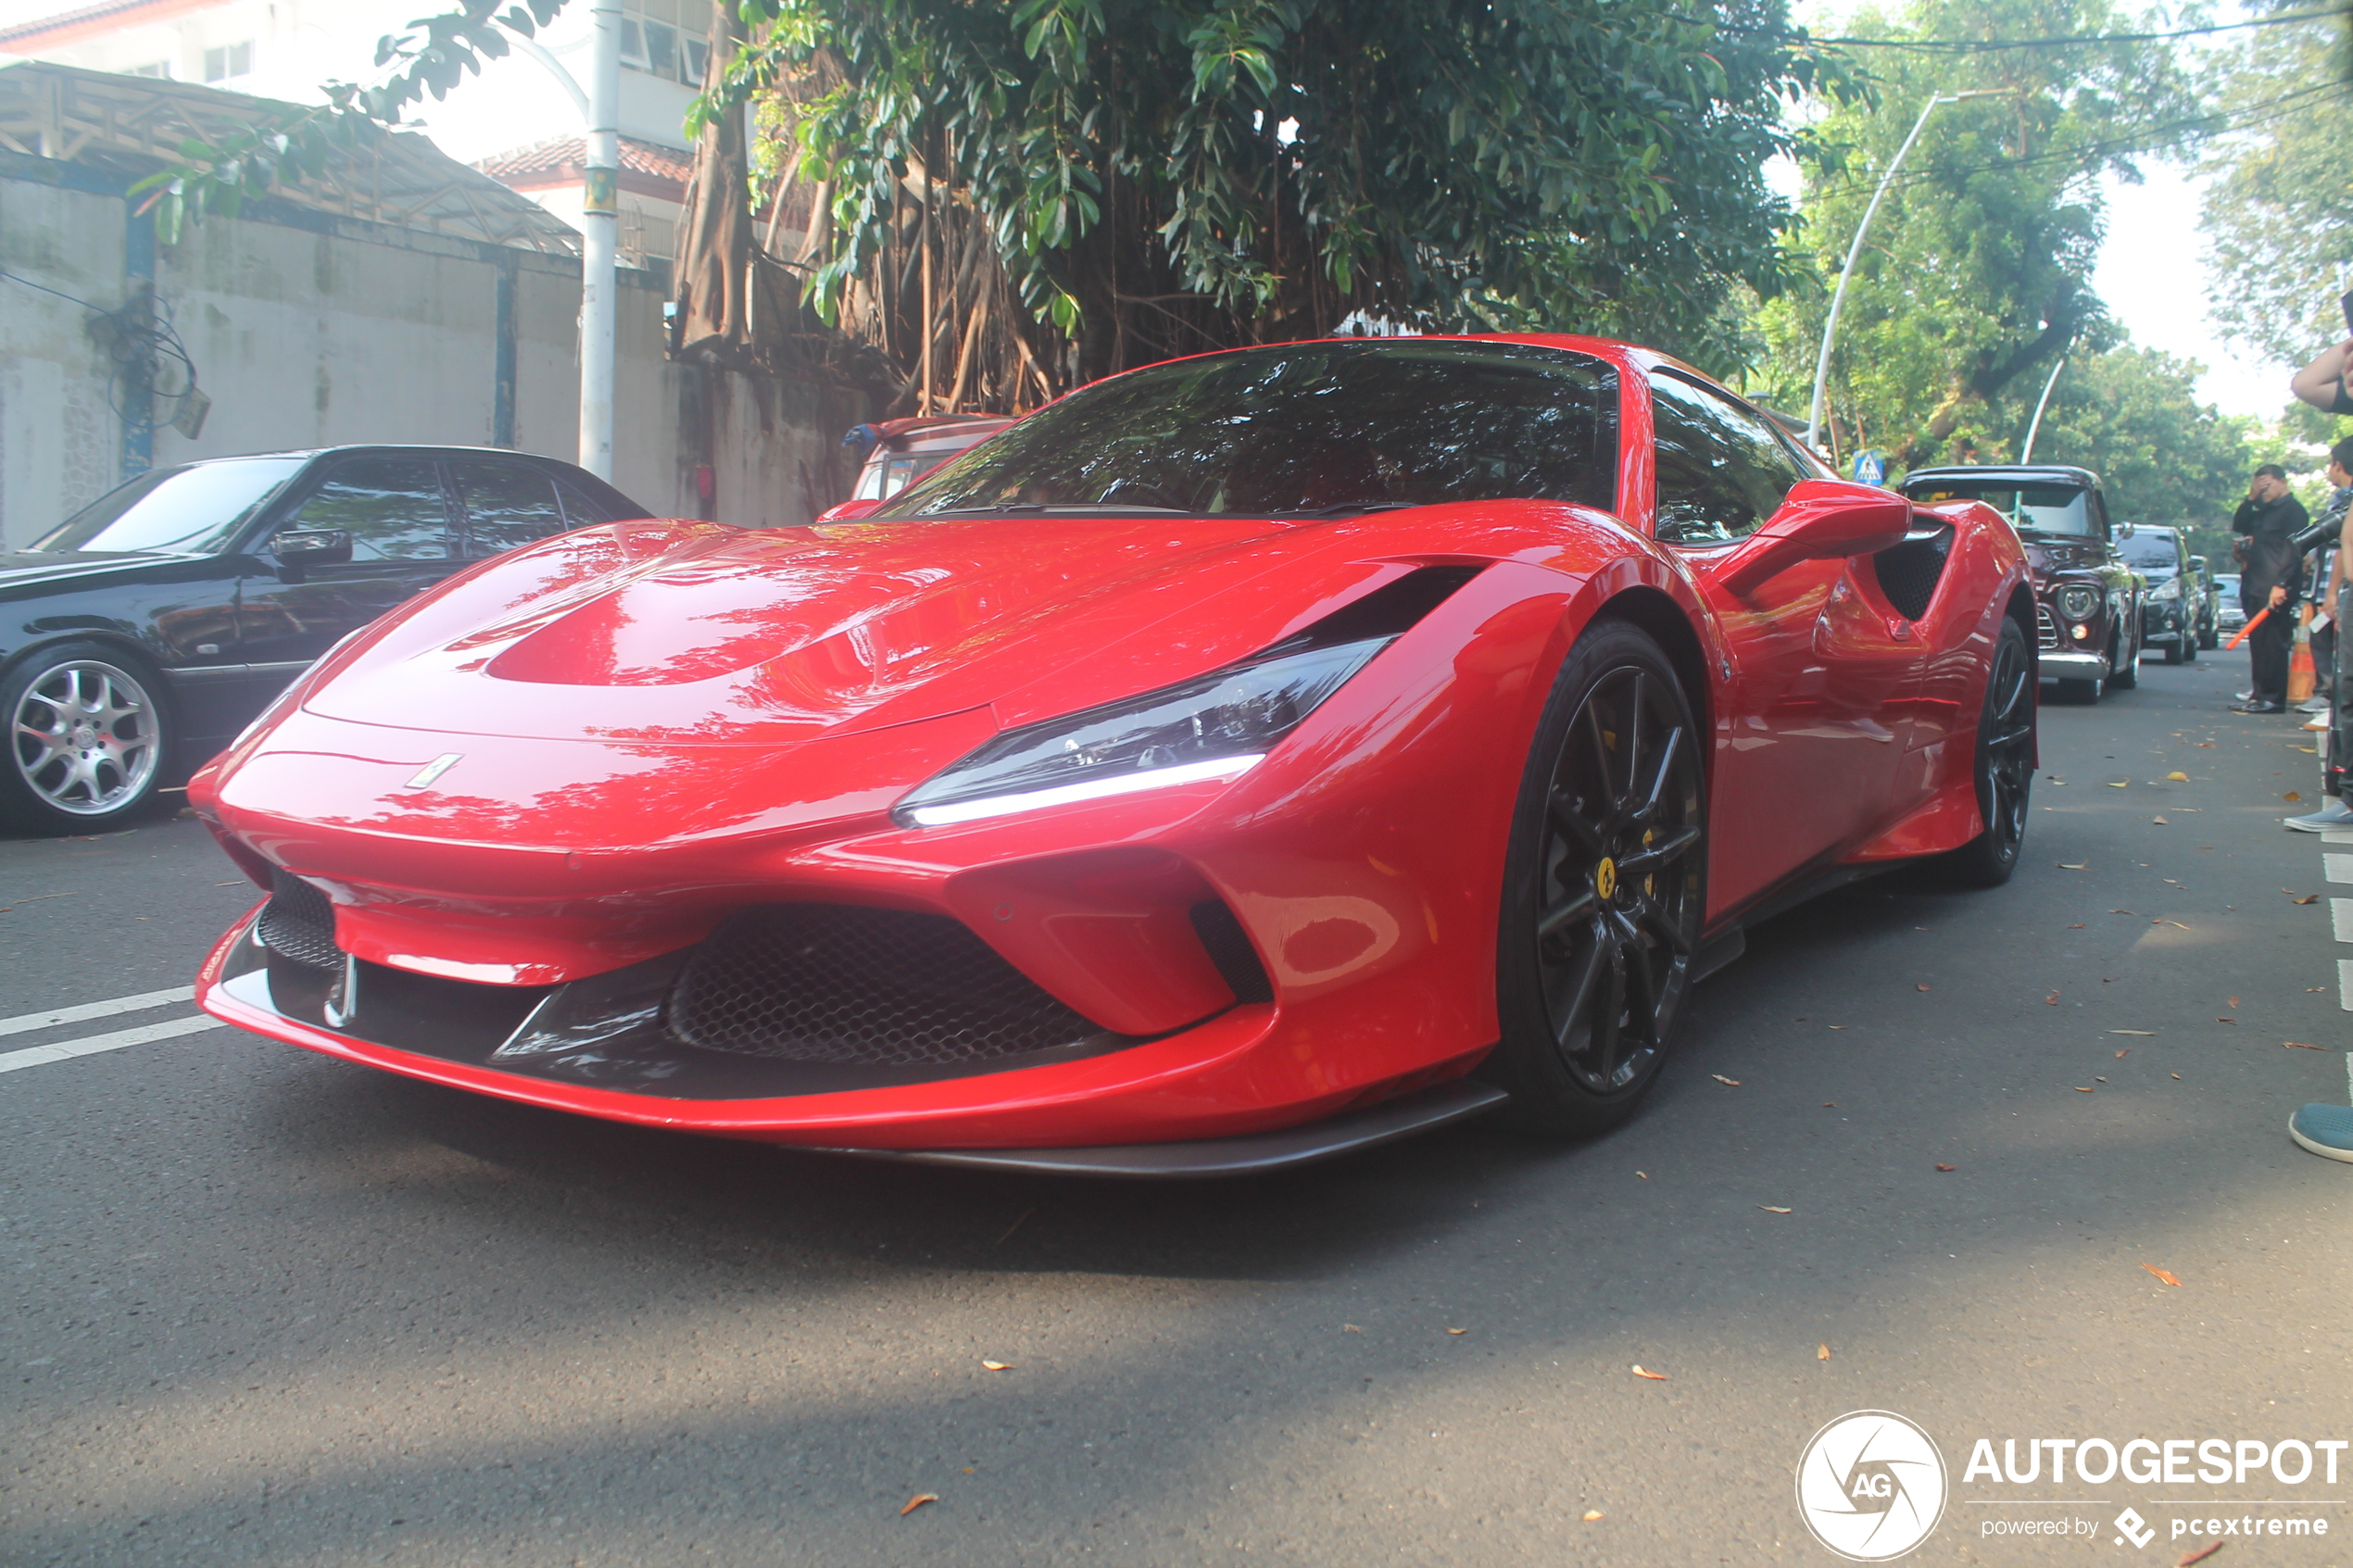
left=2287, top=799, right=2353, bottom=831
left=2300, top=696, right=2332, bottom=712
left=2290, top=1103, right=2353, bottom=1162
left=2234, top=699, right=2288, bottom=713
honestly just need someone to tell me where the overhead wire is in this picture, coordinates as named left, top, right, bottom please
left=0, top=268, right=202, bottom=439
left=1703, top=6, right=2348, bottom=53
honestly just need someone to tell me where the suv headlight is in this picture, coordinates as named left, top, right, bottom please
left=2057, top=584, right=2101, bottom=621
left=895, top=638, right=1389, bottom=827
left=2149, top=579, right=2180, bottom=601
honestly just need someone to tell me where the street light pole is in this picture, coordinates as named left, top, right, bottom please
left=577, top=0, right=622, bottom=480
left=2019, top=354, right=2068, bottom=463
left=1805, top=90, right=2008, bottom=450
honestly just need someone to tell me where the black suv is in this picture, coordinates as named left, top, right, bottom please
left=2118, top=524, right=2202, bottom=664
left=3, top=446, right=645, bottom=834
left=1898, top=464, right=2142, bottom=701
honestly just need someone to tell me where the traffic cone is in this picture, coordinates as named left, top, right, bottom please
left=2291, top=608, right=2318, bottom=703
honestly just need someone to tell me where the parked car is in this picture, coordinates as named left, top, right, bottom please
left=2215, top=573, right=2246, bottom=634
left=1898, top=464, right=2141, bottom=701
left=2118, top=523, right=2201, bottom=663
left=194, top=334, right=2033, bottom=1173
left=2, top=446, right=645, bottom=834
left=2186, top=554, right=2221, bottom=648
left=844, top=415, right=1016, bottom=504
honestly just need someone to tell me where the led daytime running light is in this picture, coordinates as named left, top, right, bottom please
left=903, top=755, right=1267, bottom=826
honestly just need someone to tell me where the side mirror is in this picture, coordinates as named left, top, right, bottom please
left=1710, top=480, right=1914, bottom=598
left=2118, top=521, right=2135, bottom=539
left=267, top=528, right=351, bottom=583
left=814, top=498, right=885, bottom=523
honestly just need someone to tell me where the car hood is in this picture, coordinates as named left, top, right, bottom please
left=0, top=549, right=184, bottom=596
left=298, top=512, right=1401, bottom=746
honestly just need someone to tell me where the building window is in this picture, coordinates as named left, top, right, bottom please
left=618, top=0, right=711, bottom=82
left=128, top=60, right=171, bottom=78
left=202, top=41, right=252, bottom=82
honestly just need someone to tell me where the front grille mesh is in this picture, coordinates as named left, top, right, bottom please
left=2034, top=603, right=2059, bottom=651
left=668, top=904, right=1107, bottom=1066
left=258, top=871, right=341, bottom=970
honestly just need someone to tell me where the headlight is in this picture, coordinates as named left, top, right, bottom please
left=2057, top=585, right=2101, bottom=621
left=895, top=638, right=1389, bottom=827
left=2150, top=579, right=2180, bottom=601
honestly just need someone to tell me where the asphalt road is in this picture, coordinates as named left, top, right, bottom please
left=6, top=651, right=2352, bottom=1568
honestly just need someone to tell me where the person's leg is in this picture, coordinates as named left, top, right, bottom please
left=2252, top=611, right=2293, bottom=704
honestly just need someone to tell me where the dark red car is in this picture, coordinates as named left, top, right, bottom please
left=190, top=337, right=2034, bottom=1174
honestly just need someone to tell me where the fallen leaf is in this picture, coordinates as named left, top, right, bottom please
left=2166, top=921, right=2190, bottom=929
left=2045, top=991, right=2060, bottom=1005
left=2095, top=1076, right=2107, bottom=1082
left=2218, top=1017, right=2234, bottom=1024
left=2172, top=1073, right=2183, bottom=1080
left=2229, top=997, right=2240, bottom=1008
left=1758, top=1205, right=1793, bottom=1213
left=2286, top=1041, right=2325, bottom=1050
left=2111, top=909, right=2133, bottom=914
left=1630, top=1364, right=1668, bottom=1380
left=1635, top=1171, right=1648, bottom=1179
left=2143, top=1262, right=2183, bottom=1287
left=1934, top=1163, right=1956, bottom=1173
left=2166, top=771, right=2189, bottom=781
left=2075, top=1086, right=2095, bottom=1093
left=1446, top=1327, right=1467, bottom=1335
left=2197, top=741, right=2217, bottom=746
left=1822, top=1102, right=1835, bottom=1109
left=981, top=1361, right=1012, bottom=1372
left=2295, top=893, right=2322, bottom=904
left=900, top=1493, right=938, bottom=1516
left=1343, top=1323, right=1363, bottom=1333
left=2108, top=781, right=2129, bottom=788
left=2058, top=861, right=2089, bottom=870
left=1915, top=983, right=1931, bottom=992
left=2068, top=922, right=2086, bottom=929
left=2115, top=1049, right=2131, bottom=1059
left=1582, top=1510, right=1605, bottom=1522
left=2286, top=791, right=2304, bottom=801
left=2111, top=1029, right=2156, bottom=1035
left=2152, top=816, right=2170, bottom=824
left=1827, top=1024, right=1845, bottom=1029
left=2176, top=1541, right=2222, bottom=1566
left=1712, top=1073, right=1741, bottom=1086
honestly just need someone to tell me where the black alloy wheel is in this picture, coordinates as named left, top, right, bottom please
left=1487, top=621, right=1705, bottom=1138
left=1942, top=615, right=2034, bottom=886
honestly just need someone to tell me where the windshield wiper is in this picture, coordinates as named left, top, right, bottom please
left=1270, top=501, right=1424, bottom=520
left=901, top=503, right=1191, bottom=518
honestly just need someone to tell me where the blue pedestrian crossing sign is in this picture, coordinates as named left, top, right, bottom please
left=1852, top=451, right=1889, bottom=486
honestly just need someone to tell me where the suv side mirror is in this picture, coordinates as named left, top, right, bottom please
left=268, top=528, right=352, bottom=583
left=1711, top=480, right=1913, bottom=597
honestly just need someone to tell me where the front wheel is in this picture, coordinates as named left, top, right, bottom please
left=2108, top=625, right=2140, bottom=690
left=2164, top=633, right=2186, bottom=665
left=1940, top=616, right=2034, bottom=886
left=1485, top=621, right=1706, bottom=1139
left=0, top=644, right=172, bottom=834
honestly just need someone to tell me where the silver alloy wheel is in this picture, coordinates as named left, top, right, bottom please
left=9, top=657, right=160, bottom=817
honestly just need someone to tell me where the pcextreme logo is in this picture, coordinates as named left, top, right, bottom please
left=1795, top=1411, right=1951, bottom=1562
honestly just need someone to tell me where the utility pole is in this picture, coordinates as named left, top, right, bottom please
left=2019, top=355, right=2068, bottom=463
left=1806, top=90, right=2009, bottom=450
left=577, top=0, right=622, bottom=480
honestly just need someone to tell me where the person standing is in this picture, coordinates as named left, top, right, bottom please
left=2232, top=463, right=2310, bottom=713
left=2287, top=439, right=2353, bottom=828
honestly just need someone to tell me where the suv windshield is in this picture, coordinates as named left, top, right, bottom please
left=1906, top=482, right=2093, bottom=536
left=33, top=457, right=308, bottom=555
left=874, top=341, right=1619, bottom=520
left=2119, top=534, right=2182, bottom=572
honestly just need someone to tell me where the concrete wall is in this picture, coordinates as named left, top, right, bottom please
left=0, top=149, right=854, bottom=549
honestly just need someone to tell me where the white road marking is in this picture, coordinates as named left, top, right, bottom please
left=0, top=1014, right=224, bottom=1075
left=2341, top=960, right=2353, bottom=1013
left=0, top=985, right=195, bottom=1041
left=2329, top=855, right=2353, bottom=884
left=2334, top=900, right=2353, bottom=944
left=2324, top=829, right=2353, bottom=844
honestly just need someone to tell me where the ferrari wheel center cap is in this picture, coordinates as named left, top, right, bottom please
left=1595, top=857, right=1618, bottom=900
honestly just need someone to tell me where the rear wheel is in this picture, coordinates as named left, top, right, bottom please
left=1942, top=617, right=2034, bottom=886
left=1485, top=621, right=1705, bottom=1139
left=2108, top=624, right=2139, bottom=690
left=2164, top=633, right=2186, bottom=665
left=0, top=643, right=171, bottom=834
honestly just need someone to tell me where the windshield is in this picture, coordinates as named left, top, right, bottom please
left=2118, top=534, right=2181, bottom=571
left=1906, top=482, right=2093, bottom=536
left=875, top=341, right=1619, bottom=521
left=32, top=458, right=308, bottom=555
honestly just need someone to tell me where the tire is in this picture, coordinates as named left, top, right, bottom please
left=2183, top=631, right=2198, bottom=662
left=1484, top=621, right=1705, bottom=1139
left=1940, top=617, right=2034, bottom=887
left=2200, top=626, right=2219, bottom=651
left=2164, top=633, right=2186, bottom=665
left=2107, top=625, right=2139, bottom=690
left=0, top=643, right=172, bottom=835
left=2055, top=674, right=2103, bottom=704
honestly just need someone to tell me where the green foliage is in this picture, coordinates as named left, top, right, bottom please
left=130, top=0, right=568, bottom=243
left=708, top=0, right=1850, bottom=377
left=2025, top=345, right=2256, bottom=526
left=2199, top=15, right=2353, bottom=367
left=1750, top=0, right=2211, bottom=462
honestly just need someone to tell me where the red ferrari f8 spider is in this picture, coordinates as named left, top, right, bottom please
left=191, top=336, right=2034, bottom=1175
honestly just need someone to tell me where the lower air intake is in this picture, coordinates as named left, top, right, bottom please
left=1873, top=528, right=1952, bottom=621
left=258, top=871, right=340, bottom=971
left=668, top=904, right=1110, bottom=1066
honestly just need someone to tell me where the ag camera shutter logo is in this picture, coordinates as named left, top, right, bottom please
left=1795, top=1411, right=1949, bottom=1561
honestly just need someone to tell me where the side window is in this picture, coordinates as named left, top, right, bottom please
left=288, top=458, right=451, bottom=562
left=1649, top=374, right=1806, bottom=546
left=556, top=482, right=630, bottom=526
left=451, top=460, right=567, bottom=557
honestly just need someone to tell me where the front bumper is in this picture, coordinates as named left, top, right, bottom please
left=2037, top=649, right=2108, bottom=679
